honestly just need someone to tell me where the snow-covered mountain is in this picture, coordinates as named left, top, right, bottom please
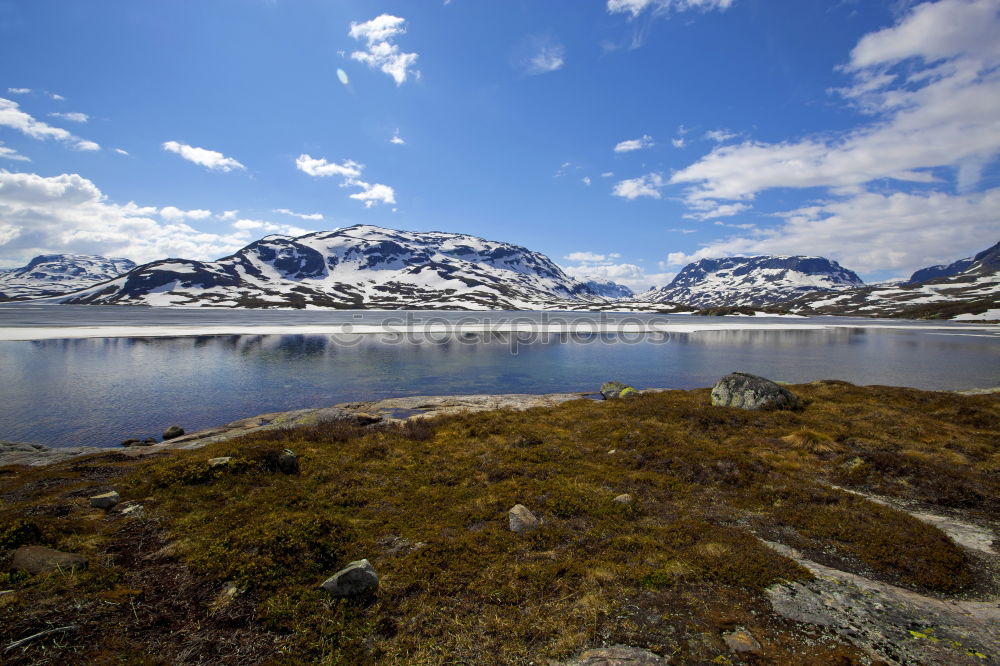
left=54, top=225, right=604, bottom=309
left=786, top=241, right=1000, bottom=319
left=642, top=255, right=864, bottom=308
left=0, top=254, right=136, bottom=300
left=581, top=278, right=634, bottom=300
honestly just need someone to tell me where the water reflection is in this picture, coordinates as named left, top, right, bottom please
left=2, top=326, right=997, bottom=448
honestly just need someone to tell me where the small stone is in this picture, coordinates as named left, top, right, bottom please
left=208, top=456, right=232, bottom=467
left=723, top=628, right=763, bottom=655
left=121, top=438, right=140, bottom=447
left=608, top=449, right=617, bottom=455
left=10, top=545, right=87, bottom=575
left=89, top=491, right=120, bottom=509
left=600, top=381, right=639, bottom=400
left=613, top=493, right=633, bottom=504
left=319, top=559, right=379, bottom=598
left=121, top=503, right=144, bottom=517
left=277, top=448, right=299, bottom=474
left=508, top=504, right=539, bottom=534
left=566, top=645, right=669, bottom=665
left=142, top=438, right=157, bottom=445
left=162, top=425, right=185, bottom=440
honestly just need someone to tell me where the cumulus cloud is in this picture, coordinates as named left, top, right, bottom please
left=48, top=112, right=88, bottom=123
left=390, top=128, right=405, bottom=145
left=0, top=97, right=100, bottom=151
left=607, top=0, right=735, bottom=18
left=159, top=206, right=212, bottom=221
left=273, top=208, right=324, bottom=221
left=666, top=187, right=1000, bottom=276
left=0, top=142, right=29, bottom=162
left=562, top=260, right=674, bottom=292
left=162, top=141, right=245, bottom=172
left=566, top=251, right=607, bottom=262
left=296, top=153, right=396, bottom=208
left=582, top=176, right=592, bottom=186
left=614, top=134, right=654, bottom=153
left=0, top=170, right=250, bottom=265
left=349, top=14, right=420, bottom=85
left=613, top=173, right=665, bottom=200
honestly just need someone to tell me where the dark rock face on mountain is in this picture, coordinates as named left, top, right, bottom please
left=644, top=255, right=864, bottom=308
left=581, top=279, right=634, bottom=300
left=0, top=254, right=136, bottom=300
left=55, top=225, right=605, bottom=309
left=785, top=241, right=1000, bottom=319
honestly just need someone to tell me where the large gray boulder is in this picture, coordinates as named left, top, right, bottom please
left=89, top=491, right=120, bottom=509
left=600, top=381, right=638, bottom=400
left=711, top=372, right=802, bottom=411
left=163, top=425, right=185, bottom=440
left=319, top=559, right=379, bottom=598
left=11, top=545, right=87, bottom=574
left=508, top=504, right=539, bottom=534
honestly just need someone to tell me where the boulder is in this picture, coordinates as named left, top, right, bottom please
left=601, top=381, right=639, bottom=400
left=564, top=645, right=669, bottom=665
left=612, top=493, right=633, bottom=505
left=11, top=545, right=87, bottom=574
left=162, top=425, right=185, bottom=440
left=319, top=559, right=379, bottom=598
left=710, top=372, right=802, bottom=411
left=121, top=438, right=140, bottom=447
left=508, top=504, right=539, bottom=534
left=142, top=438, right=157, bottom=445
left=277, top=449, right=299, bottom=475
left=89, top=491, right=120, bottom=509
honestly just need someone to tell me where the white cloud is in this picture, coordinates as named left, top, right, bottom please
left=296, top=153, right=396, bottom=208
left=7, top=88, right=31, bottom=95
left=49, top=93, right=65, bottom=101
left=704, top=129, right=737, bottom=142
left=566, top=251, right=607, bottom=262
left=390, top=128, right=405, bottom=145
left=613, top=173, right=665, bottom=200
left=683, top=202, right=751, bottom=220
left=562, top=261, right=675, bottom=292
left=48, top=112, right=88, bottom=123
left=522, top=39, right=565, bottom=75
left=607, top=0, right=735, bottom=18
left=582, top=176, right=592, bottom=186
left=114, top=148, right=129, bottom=156
left=232, top=218, right=309, bottom=237
left=671, top=0, right=1000, bottom=205
left=348, top=180, right=396, bottom=208
left=349, top=14, right=420, bottom=85
left=295, top=154, right=362, bottom=178
left=614, top=134, right=654, bottom=153
left=273, top=208, right=324, bottom=221
left=162, top=141, right=245, bottom=172
left=600, top=171, right=614, bottom=178
left=0, top=97, right=100, bottom=151
left=0, top=170, right=250, bottom=265
left=221, top=210, right=240, bottom=220
left=159, top=206, right=212, bottom=221
left=0, top=142, right=29, bottom=162
left=670, top=228, right=697, bottom=233
left=671, top=138, right=686, bottom=148
left=665, top=187, right=1000, bottom=276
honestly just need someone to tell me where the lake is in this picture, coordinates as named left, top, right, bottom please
left=1, top=304, right=997, bottom=448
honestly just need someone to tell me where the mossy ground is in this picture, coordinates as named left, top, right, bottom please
left=1, top=381, right=997, bottom=664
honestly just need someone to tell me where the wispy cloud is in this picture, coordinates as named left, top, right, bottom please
left=349, top=14, right=420, bottom=85
left=48, top=112, right=88, bottom=123
left=6, top=88, right=31, bottom=95
left=607, top=0, right=736, bottom=19
left=0, top=97, right=100, bottom=151
left=515, top=35, right=565, bottom=75
left=162, top=141, right=245, bottom=172
left=0, top=142, right=30, bottom=162
left=273, top=208, right=324, bottom=221
left=614, top=134, right=654, bottom=153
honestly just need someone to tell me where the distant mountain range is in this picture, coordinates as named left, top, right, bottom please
left=0, top=254, right=136, bottom=300
left=2, top=227, right=996, bottom=319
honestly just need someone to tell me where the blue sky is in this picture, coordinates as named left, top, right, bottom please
left=1, top=0, right=998, bottom=289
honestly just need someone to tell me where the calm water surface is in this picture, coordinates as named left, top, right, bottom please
left=1, top=305, right=997, bottom=448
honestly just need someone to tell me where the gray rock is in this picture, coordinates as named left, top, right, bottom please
left=508, top=504, right=539, bottom=534
left=564, top=645, right=670, bottom=665
left=612, top=493, right=633, bottom=505
left=120, top=503, right=144, bottom=517
left=601, top=381, right=639, bottom=400
left=142, top=438, right=157, bottom=445
left=710, top=372, right=802, bottom=411
left=723, top=628, right=762, bottom=654
left=162, top=425, right=185, bottom=440
left=319, top=559, right=379, bottom=598
left=89, top=490, right=120, bottom=509
left=277, top=448, right=299, bottom=475
left=207, top=456, right=232, bottom=467
left=10, top=545, right=87, bottom=574
left=121, top=438, right=141, bottom=447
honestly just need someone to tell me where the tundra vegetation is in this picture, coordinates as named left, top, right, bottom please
left=0, top=381, right=997, bottom=664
